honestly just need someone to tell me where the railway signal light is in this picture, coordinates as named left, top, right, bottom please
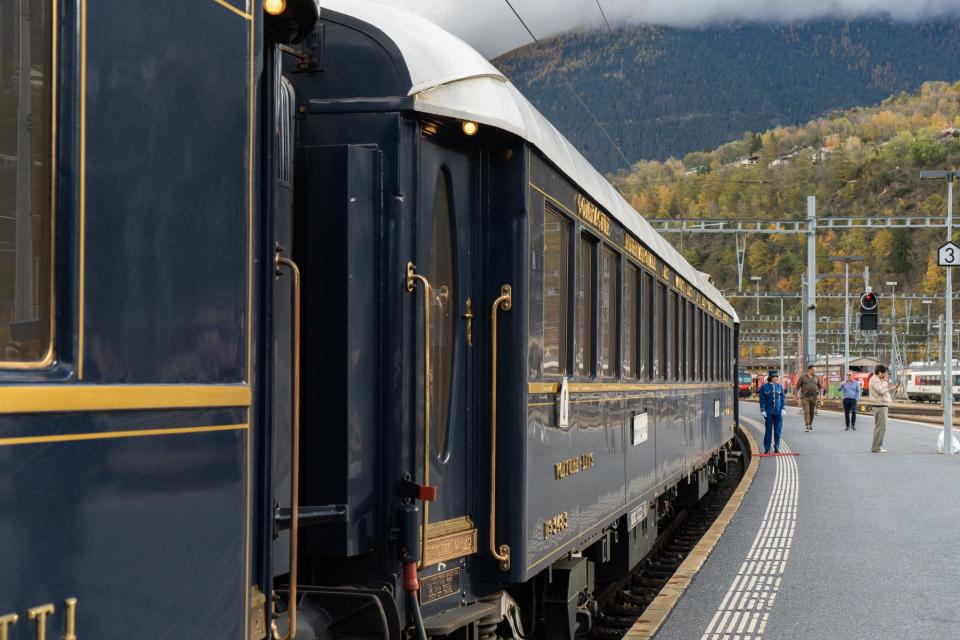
left=859, top=292, right=878, bottom=330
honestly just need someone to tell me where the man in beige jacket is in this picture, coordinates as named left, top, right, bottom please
left=795, top=365, right=822, bottom=432
left=869, top=364, right=898, bottom=453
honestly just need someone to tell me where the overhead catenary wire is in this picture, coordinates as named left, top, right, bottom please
left=501, top=0, right=634, bottom=171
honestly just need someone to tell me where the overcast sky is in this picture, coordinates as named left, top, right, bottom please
left=380, top=0, right=960, bottom=57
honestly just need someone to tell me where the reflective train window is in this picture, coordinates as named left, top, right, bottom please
left=644, top=272, right=654, bottom=381
left=598, top=246, right=617, bottom=378
left=657, top=281, right=667, bottom=380
left=686, top=301, right=694, bottom=381
left=667, top=289, right=677, bottom=381
left=575, top=234, right=595, bottom=377
left=622, top=264, right=637, bottom=379
left=542, top=208, right=569, bottom=376
left=1, top=0, right=54, bottom=366
left=428, top=169, right=455, bottom=456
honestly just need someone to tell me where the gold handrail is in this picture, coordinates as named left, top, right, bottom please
left=489, top=284, right=512, bottom=571
left=273, top=248, right=302, bottom=640
left=405, top=261, right=432, bottom=569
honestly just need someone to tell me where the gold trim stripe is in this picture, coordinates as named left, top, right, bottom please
left=528, top=381, right=733, bottom=394
left=0, top=385, right=252, bottom=415
left=0, top=422, right=247, bottom=447
left=213, top=0, right=253, bottom=19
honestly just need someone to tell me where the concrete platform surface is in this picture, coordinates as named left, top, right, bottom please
left=653, top=403, right=960, bottom=640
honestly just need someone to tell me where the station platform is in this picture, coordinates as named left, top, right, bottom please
left=650, top=403, right=960, bottom=639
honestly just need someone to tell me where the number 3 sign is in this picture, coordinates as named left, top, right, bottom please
left=939, top=241, right=960, bottom=267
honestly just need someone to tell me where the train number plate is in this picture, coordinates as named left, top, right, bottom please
left=632, top=412, right=648, bottom=446
left=629, top=502, right=648, bottom=529
left=420, top=568, right=461, bottom=605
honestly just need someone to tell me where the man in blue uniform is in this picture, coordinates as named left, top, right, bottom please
left=759, top=371, right=786, bottom=453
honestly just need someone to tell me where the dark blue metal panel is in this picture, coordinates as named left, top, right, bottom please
left=0, top=413, right=247, bottom=638
left=83, top=0, right=250, bottom=383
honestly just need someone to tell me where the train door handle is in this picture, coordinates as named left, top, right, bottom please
left=463, top=297, right=474, bottom=347
left=489, top=284, right=512, bottom=571
left=405, top=261, right=435, bottom=568
left=273, top=244, right=302, bottom=640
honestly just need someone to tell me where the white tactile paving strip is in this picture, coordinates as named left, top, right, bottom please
left=700, top=441, right=798, bottom=640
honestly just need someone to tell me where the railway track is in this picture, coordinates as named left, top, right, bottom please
left=813, top=400, right=956, bottom=425
left=743, top=396, right=957, bottom=425
left=590, top=433, right=747, bottom=639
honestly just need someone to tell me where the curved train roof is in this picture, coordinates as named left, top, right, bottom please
left=319, top=0, right=737, bottom=321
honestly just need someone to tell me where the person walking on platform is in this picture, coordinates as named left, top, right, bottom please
left=796, top=365, right=822, bottom=432
left=840, top=371, right=862, bottom=431
left=760, top=372, right=786, bottom=453
left=869, top=364, right=898, bottom=453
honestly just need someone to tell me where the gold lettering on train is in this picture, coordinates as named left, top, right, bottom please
left=27, top=604, right=54, bottom=640
left=543, top=511, right=569, bottom=539
left=554, top=452, right=595, bottom=479
left=0, top=614, right=18, bottom=640
left=674, top=274, right=694, bottom=298
left=575, top=194, right=610, bottom=236
left=624, top=236, right=657, bottom=270
left=64, top=599, right=77, bottom=640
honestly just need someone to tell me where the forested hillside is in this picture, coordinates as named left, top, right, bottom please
left=494, top=18, right=960, bottom=173
left=610, top=81, right=960, bottom=349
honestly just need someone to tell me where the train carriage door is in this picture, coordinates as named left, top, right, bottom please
left=412, top=132, right=478, bottom=571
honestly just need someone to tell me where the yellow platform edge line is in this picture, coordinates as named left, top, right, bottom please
left=0, top=385, right=252, bottom=415
left=623, top=421, right=760, bottom=639
left=0, top=422, right=248, bottom=447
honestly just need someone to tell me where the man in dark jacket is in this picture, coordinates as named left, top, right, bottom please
left=760, top=371, right=786, bottom=453
left=795, top=365, right=822, bottom=432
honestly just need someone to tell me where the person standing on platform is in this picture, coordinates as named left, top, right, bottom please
left=840, top=371, right=862, bottom=431
left=869, top=364, right=898, bottom=453
left=760, top=372, right=786, bottom=453
left=796, top=365, right=822, bottom=432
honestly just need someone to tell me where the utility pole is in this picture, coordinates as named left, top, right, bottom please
left=887, top=281, right=898, bottom=381
left=806, top=196, right=817, bottom=367
left=923, top=299, right=933, bottom=363
left=829, top=255, right=865, bottom=378
left=921, top=169, right=956, bottom=453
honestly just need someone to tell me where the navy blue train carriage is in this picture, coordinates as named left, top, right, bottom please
left=0, top=0, right=739, bottom=638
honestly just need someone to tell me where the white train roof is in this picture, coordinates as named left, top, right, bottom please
left=319, top=0, right=737, bottom=321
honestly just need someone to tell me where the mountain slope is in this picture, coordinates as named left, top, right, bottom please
left=608, top=80, right=960, bottom=356
left=494, top=18, right=960, bottom=172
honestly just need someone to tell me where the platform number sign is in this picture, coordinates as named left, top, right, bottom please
left=938, top=241, right=960, bottom=267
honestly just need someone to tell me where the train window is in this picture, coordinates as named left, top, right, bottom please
left=686, top=301, right=694, bottom=381
left=0, top=0, right=55, bottom=366
left=622, top=264, right=637, bottom=378
left=428, top=169, right=456, bottom=456
left=644, top=272, right=654, bottom=381
left=598, top=247, right=617, bottom=378
left=575, top=234, right=595, bottom=377
left=675, top=293, right=682, bottom=381
left=543, top=208, right=569, bottom=376
left=657, top=282, right=667, bottom=380
left=666, top=288, right=680, bottom=380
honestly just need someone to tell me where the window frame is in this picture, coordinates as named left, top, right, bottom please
left=622, top=263, right=638, bottom=380
left=575, top=231, right=597, bottom=379
left=597, top=245, right=619, bottom=379
left=541, top=205, right=571, bottom=378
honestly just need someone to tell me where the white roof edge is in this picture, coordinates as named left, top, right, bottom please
left=319, top=0, right=736, bottom=320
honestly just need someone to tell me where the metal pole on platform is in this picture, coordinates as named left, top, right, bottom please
left=806, top=196, right=817, bottom=366
left=922, top=170, right=955, bottom=452
left=946, top=177, right=954, bottom=453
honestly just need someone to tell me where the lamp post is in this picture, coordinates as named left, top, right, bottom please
left=921, top=169, right=955, bottom=453
left=829, top=255, right=865, bottom=378
left=750, top=276, right=762, bottom=315
left=923, top=299, right=933, bottom=364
